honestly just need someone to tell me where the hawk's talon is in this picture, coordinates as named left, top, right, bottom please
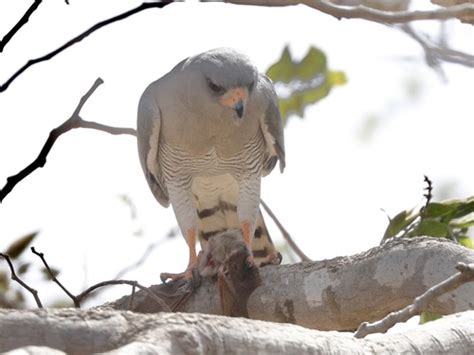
left=160, top=268, right=194, bottom=284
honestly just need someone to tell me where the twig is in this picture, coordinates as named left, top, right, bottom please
left=399, top=24, right=474, bottom=80
left=423, top=175, right=433, bottom=206
left=0, top=77, right=136, bottom=203
left=421, top=175, right=434, bottom=216
left=260, top=199, right=312, bottom=262
left=0, top=1, right=173, bottom=92
left=128, top=284, right=136, bottom=310
left=354, top=262, right=474, bottom=338
left=0, top=252, right=43, bottom=308
left=31, top=247, right=78, bottom=307
left=76, top=279, right=171, bottom=311
left=0, top=0, right=43, bottom=53
left=225, top=1, right=474, bottom=24
left=29, top=246, right=170, bottom=310
left=114, top=238, right=167, bottom=280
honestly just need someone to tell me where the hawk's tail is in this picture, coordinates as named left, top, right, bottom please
left=196, top=201, right=282, bottom=266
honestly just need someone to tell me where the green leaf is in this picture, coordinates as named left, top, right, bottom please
left=266, top=45, right=346, bottom=124
left=17, top=262, right=31, bottom=275
left=420, top=311, right=442, bottom=324
left=0, top=272, right=9, bottom=292
left=266, top=46, right=294, bottom=83
left=449, top=213, right=474, bottom=229
left=452, top=199, right=474, bottom=219
left=412, top=219, right=450, bottom=238
left=382, top=209, right=418, bottom=242
left=423, top=202, right=460, bottom=219
left=424, top=198, right=474, bottom=223
left=4, top=231, right=39, bottom=259
left=41, top=267, right=60, bottom=280
left=457, top=236, right=473, bottom=249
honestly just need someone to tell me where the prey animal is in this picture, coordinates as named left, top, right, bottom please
left=198, top=229, right=261, bottom=317
left=137, top=48, right=285, bottom=282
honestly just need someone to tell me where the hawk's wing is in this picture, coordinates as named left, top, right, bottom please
left=137, top=82, right=170, bottom=207
left=259, top=74, right=285, bottom=176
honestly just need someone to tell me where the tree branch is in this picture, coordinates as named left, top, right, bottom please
left=0, top=0, right=43, bottom=53
left=224, top=0, right=474, bottom=24
left=0, top=1, right=173, bottom=92
left=260, top=199, right=312, bottom=262
left=104, top=237, right=474, bottom=331
left=31, top=247, right=78, bottom=307
left=0, top=252, right=43, bottom=308
left=30, top=246, right=170, bottom=311
left=0, top=78, right=136, bottom=203
left=1, top=308, right=473, bottom=353
left=76, top=280, right=171, bottom=311
left=399, top=23, right=474, bottom=76
left=355, top=262, right=474, bottom=338
left=113, top=238, right=167, bottom=280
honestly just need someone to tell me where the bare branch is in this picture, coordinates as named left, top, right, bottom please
left=0, top=78, right=136, bottom=203
left=0, top=252, right=43, bottom=308
left=423, top=175, right=433, bottom=207
left=128, top=284, right=136, bottom=310
left=80, top=120, right=137, bottom=136
left=354, top=262, right=474, bottom=338
left=399, top=23, right=474, bottom=75
left=224, top=1, right=474, bottom=24
left=0, top=0, right=43, bottom=53
left=260, top=199, right=312, bottom=262
left=29, top=246, right=170, bottom=311
left=0, top=1, right=173, bottom=92
left=114, top=238, right=166, bottom=280
left=31, top=247, right=78, bottom=307
left=76, top=279, right=171, bottom=311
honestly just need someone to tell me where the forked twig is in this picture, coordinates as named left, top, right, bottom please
left=0, top=78, right=136, bottom=203
left=31, top=247, right=170, bottom=310
left=31, top=247, right=78, bottom=306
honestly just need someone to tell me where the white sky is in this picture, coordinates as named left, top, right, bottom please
left=0, top=0, right=473, bottom=313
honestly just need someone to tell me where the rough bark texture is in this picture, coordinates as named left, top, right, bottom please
left=0, top=309, right=473, bottom=354
left=104, top=237, right=474, bottom=330
left=1, top=237, right=474, bottom=354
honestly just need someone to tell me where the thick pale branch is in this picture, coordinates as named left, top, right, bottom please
left=0, top=308, right=473, bottom=353
left=104, top=237, right=474, bottom=331
left=0, top=1, right=172, bottom=92
left=225, top=0, right=474, bottom=24
left=355, top=262, right=474, bottom=337
left=0, top=78, right=136, bottom=203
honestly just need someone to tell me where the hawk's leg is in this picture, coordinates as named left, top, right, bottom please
left=238, top=176, right=261, bottom=267
left=160, top=229, right=197, bottom=282
left=241, top=221, right=255, bottom=267
left=161, top=182, right=199, bottom=283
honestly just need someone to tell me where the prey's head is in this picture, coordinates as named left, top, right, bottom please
left=186, top=48, right=258, bottom=121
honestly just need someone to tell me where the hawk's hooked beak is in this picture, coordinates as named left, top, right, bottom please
left=234, top=101, right=244, bottom=119
left=219, top=87, right=248, bottom=119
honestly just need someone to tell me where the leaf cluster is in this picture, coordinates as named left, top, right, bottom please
left=266, top=45, right=346, bottom=124
left=381, top=197, right=474, bottom=248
